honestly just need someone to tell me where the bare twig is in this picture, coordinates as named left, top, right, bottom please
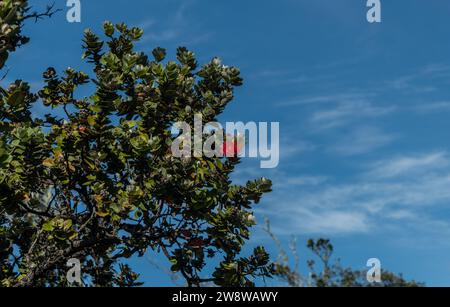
left=24, top=3, right=62, bottom=23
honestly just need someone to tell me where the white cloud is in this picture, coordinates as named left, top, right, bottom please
left=310, top=100, right=395, bottom=130
left=282, top=176, right=328, bottom=187
left=387, top=63, right=450, bottom=93
left=413, top=101, right=450, bottom=113
left=137, top=0, right=211, bottom=46
left=268, top=208, right=370, bottom=235
left=280, top=139, right=316, bottom=160
left=278, top=91, right=373, bottom=107
left=258, top=151, right=450, bottom=240
left=330, top=126, right=397, bottom=156
left=366, top=152, right=449, bottom=179
left=281, top=90, right=395, bottom=131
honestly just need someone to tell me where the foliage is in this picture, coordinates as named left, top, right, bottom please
left=0, top=0, right=59, bottom=70
left=0, top=0, right=28, bottom=69
left=0, top=2, right=274, bottom=287
left=265, top=220, right=423, bottom=287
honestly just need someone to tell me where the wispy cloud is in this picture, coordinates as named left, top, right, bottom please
left=366, top=152, right=449, bottom=179
left=279, top=138, right=316, bottom=160
left=267, top=208, right=371, bottom=235
left=277, top=88, right=395, bottom=131
left=258, top=150, right=450, bottom=241
left=413, top=101, right=450, bottom=113
left=278, top=91, right=373, bottom=107
left=137, top=0, right=212, bottom=46
left=283, top=176, right=328, bottom=187
left=276, top=63, right=450, bottom=132
left=250, top=69, right=332, bottom=89
left=309, top=100, right=395, bottom=130
left=387, top=63, right=450, bottom=93
left=330, top=126, right=397, bottom=156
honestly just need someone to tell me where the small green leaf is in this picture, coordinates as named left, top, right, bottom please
left=152, top=47, right=166, bottom=62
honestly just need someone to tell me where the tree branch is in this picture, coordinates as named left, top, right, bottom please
left=23, top=3, right=61, bottom=23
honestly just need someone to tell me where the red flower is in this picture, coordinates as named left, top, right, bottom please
left=78, top=126, right=88, bottom=134
left=220, top=140, right=241, bottom=157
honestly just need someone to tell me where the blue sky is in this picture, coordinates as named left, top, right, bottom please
left=7, top=0, right=450, bottom=286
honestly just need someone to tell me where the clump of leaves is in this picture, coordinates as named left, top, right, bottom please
left=0, top=14, right=274, bottom=287
left=0, top=0, right=59, bottom=70
left=0, top=0, right=29, bottom=69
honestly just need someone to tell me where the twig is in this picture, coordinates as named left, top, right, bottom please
left=1, top=66, right=10, bottom=81
left=24, top=3, right=62, bottom=23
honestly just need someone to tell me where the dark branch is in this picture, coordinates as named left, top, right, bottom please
left=23, top=3, right=62, bottom=23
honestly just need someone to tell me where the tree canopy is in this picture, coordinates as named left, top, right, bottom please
left=0, top=0, right=274, bottom=287
left=0, top=1, right=423, bottom=288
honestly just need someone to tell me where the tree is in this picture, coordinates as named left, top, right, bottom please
left=0, top=1, right=274, bottom=287
left=264, top=220, right=423, bottom=287
left=0, top=0, right=59, bottom=70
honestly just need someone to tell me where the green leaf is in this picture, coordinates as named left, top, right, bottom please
left=42, top=221, right=54, bottom=232
left=152, top=47, right=166, bottom=62
left=103, top=21, right=114, bottom=36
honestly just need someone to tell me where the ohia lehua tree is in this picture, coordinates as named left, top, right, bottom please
left=0, top=1, right=274, bottom=287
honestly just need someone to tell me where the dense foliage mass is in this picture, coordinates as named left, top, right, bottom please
left=0, top=0, right=274, bottom=287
